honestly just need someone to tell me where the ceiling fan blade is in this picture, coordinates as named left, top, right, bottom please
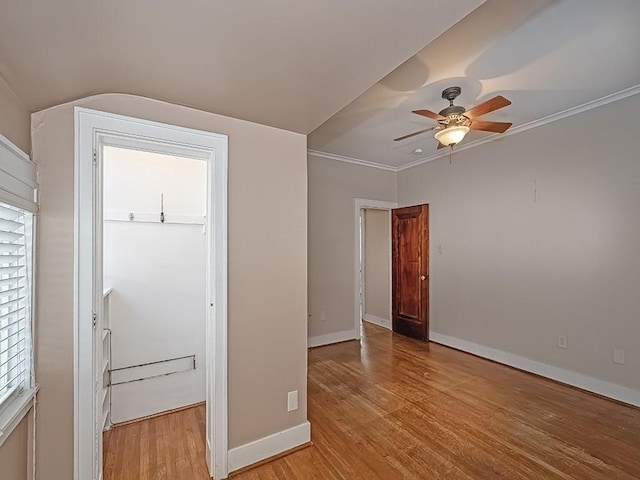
left=469, top=120, right=513, bottom=133
left=412, top=109, right=445, bottom=121
left=437, top=141, right=446, bottom=149
left=463, top=95, right=511, bottom=119
left=393, top=127, right=435, bottom=142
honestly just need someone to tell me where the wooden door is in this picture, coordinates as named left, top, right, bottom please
left=392, top=204, right=429, bottom=341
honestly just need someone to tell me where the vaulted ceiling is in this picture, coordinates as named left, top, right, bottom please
left=309, top=0, right=640, bottom=169
left=0, top=0, right=484, bottom=134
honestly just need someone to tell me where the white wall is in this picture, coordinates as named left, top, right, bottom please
left=363, top=209, right=390, bottom=323
left=308, top=155, right=397, bottom=340
left=397, top=94, right=640, bottom=393
left=103, top=147, right=207, bottom=423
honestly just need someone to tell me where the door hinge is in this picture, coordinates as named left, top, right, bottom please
left=92, top=312, right=97, bottom=329
left=92, top=150, right=97, bottom=165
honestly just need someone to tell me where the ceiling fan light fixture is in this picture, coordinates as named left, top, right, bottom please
left=434, top=125, right=469, bottom=146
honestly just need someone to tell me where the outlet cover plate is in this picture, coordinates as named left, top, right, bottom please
left=614, top=348, right=625, bottom=365
left=287, top=390, right=298, bottom=412
left=557, top=334, right=568, bottom=349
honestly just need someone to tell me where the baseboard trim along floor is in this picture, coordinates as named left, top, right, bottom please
left=363, top=314, right=391, bottom=330
left=227, top=421, right=312, bottom=473
left=308, top=329, right=356, bottom=348
left=430, top=331, right=640, bottom=408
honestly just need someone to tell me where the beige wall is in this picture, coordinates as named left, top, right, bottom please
left=0, top=415, right=29, bottom=480
left=364, top=209, right=390, bottom=321
left=0, top=75, right=30, bottom=480
left=398, top=94, right=640, bottom=391
left=31, top=94, right=308, bottom=478
left=0, top=76, right=30, bottom=154
left=308, top=155, right=396, bottom=337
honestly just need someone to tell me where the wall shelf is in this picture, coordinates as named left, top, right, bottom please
left=104, top=210, right=205, bottom=225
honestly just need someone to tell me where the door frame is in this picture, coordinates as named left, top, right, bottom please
left=353, top=198, right=397, bottom=339
left=74, top=107, right=228, bottom=479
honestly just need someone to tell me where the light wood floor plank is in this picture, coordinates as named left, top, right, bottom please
left=104, top=323, right=640, bottom=479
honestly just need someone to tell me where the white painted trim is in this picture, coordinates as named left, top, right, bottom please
left=430, top=332, right=640, bottom=408
left=309, top=84, right=640, bottom=173
left=354, top=199, right=397, bottom=340
left=0, top=387, right=37, bottom=448
left=399, top=84, right=640, bottom=171
left=307, top=149, right=397, bottom=172
left=363, top=314, right=391, bottom=330
left=228, top=421, right=311, bottom=473
left=0, top=131, right=37, bottom=212
left=308, top=329, right=357, bottom=348
left=359, top=208, right=365, bottom=333
left=74, top=108, right=228, bottom=479
left=0, top=131, right=30, bottom=163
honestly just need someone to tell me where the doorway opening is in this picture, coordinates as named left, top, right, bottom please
left=74, top=108, right=228, bottom=480
left=354, top=199, right=397, bottom=339
left=102, top=146, right=207, bottom=428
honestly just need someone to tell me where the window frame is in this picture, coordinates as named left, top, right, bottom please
left=0, top=133, right=38, bottom=448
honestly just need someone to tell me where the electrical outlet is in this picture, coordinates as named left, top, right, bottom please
left=557, top=334, right=568, bottom=349
left=287, top=390, right=298, bottom=412
left=614, top=348, right=625, bottom=365
left=436, top=244, right=444, bottom=254
left=320, top=310, right=326, bottom=322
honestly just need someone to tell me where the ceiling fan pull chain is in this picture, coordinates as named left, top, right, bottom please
left=449, top=145, right=453, bottom=164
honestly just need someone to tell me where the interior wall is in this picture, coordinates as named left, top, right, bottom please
left=0, top=414, right=29, bottom=480
left=397, top=94, right=640, bottom=392
left=308, top=155, right=396, bottom=339
left=0, top=75, right=30, bottom=154
left=363, top=209, right=390, bottom=322
left=0, top=75, right=30, bottom=480
left=103, top=147, right=207, bottom=423
left=31, top=93, right=308, bottom=479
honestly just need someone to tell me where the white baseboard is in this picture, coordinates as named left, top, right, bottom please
left=308, top=329, right=356, bottom=348
left=227, top=421, right=311, bottom=473
left=363, top=314, right=391, bottom=330
left=430, top=332, right=640, bottom=408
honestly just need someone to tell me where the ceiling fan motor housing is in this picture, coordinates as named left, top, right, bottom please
left=439, top=86, right=467, bottom=118
left=394, top=86, right=511, bottom=143
left=439, top=105, right=466, bottom=117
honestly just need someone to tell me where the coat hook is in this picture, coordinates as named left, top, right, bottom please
left=160, top=193, right=165, bottom=223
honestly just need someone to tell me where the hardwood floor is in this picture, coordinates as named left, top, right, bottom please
left=103, top=404, right=208, bottom=480
left=104, top=323, right=640, bottom=479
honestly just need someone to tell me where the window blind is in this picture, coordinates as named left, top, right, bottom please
left=0, top=202, right=32, bottom=406
left=0, top=135, right=37, bottom=214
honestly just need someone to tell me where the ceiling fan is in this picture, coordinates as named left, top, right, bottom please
left=394, top=86, right=512, bottom=148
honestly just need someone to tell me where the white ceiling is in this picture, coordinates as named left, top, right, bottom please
left=0, top=0, right=484, bottom=134
left=309, top=0, right=640, bottom=168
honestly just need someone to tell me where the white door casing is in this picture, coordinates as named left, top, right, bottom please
left=353, top=198, right=397, bottom=339
left=74, top=108, right=228, bottom=479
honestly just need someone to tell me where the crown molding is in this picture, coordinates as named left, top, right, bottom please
left=309, top=84, right=640, bottom=173
left=397, top=83, right=640, bottom=171
left=307, top=149, right=398, bottom=172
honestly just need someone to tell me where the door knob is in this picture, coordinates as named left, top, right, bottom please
left=420, top=275, right=426, bottom=280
